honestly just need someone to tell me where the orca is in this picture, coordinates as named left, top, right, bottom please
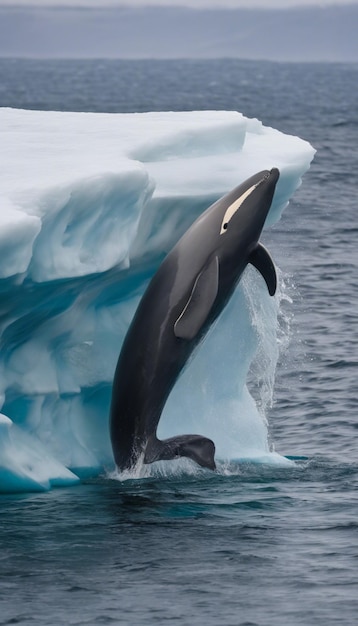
left=110, top=168, right=279, bottom=472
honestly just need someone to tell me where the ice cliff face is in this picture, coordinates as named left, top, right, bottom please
left=0, top=108, right=315, bottom=492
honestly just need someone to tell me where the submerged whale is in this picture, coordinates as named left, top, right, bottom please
left=110, top=168, right=280, bottom=472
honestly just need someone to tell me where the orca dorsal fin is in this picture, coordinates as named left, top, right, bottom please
left=249, top=243, right=277, bottom=296
left=174, top=255, right=219, bottom=340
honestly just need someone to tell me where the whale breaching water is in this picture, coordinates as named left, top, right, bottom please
left=110, top=168, right=280, bottom=472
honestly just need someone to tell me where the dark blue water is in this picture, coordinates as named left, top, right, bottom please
left=1, top=59, right=358, bottom=625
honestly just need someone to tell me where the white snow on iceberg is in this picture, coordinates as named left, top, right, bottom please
left=0, top=108, right=314, bottom=492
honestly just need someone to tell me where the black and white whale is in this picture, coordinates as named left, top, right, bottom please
left=110, top=168, right=280, bottom=472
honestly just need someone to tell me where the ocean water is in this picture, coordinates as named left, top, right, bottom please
left=1, top=59, right=358, bottom=625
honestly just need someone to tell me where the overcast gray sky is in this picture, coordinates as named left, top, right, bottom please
left=1, top=0, right=356, bottom=60
left=0, top=0, right=357, bottom=7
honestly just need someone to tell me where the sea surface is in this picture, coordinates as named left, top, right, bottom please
left=1, top=59, right=358, bottom=625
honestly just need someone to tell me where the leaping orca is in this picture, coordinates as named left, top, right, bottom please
left=110, top=168, right=279, bottom=472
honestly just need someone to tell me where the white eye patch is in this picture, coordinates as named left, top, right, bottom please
left=220, top=183, right=259, bottom=235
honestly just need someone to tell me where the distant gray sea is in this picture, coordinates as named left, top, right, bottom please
left=1, top=59, right=358, bottom=626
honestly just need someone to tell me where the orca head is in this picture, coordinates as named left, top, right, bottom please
left=217, top=168, right=280, bottom=260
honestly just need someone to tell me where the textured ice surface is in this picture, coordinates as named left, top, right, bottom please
left=0, top=108, right=314, bottom=492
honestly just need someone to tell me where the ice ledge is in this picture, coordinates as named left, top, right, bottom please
left=0, top=108, right=314, bottom=281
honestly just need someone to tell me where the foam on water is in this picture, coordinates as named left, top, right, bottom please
left=0, top=108, right=314, bottom=493
left=109, top=452, right=294, bottom=485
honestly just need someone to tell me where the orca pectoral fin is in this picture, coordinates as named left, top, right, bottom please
left=145, top=434, right=216, bottom=470
left=174, top=256, right=219, bottom=340
left=249, top=243, right=277, bottom=296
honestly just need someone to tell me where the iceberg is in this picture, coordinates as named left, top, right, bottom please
left=0, top=108, right=314, bottom=493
